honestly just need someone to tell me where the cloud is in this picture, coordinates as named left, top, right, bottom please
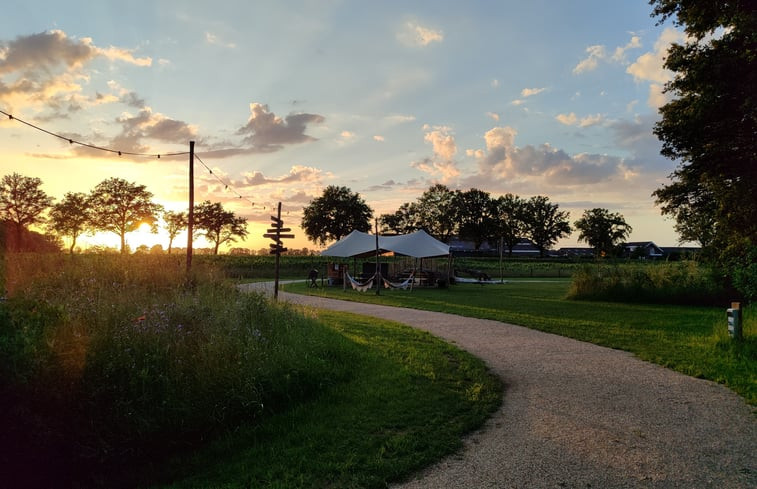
left=236, top=102, right=325, bottom=151
left=398, top=21, right=443, bottom=47
left=626, top=27, right=685, bottom=108
left=486, top=112, right=500, bottom=121
left=205, top=32, right=236, bottom=49
left=411, top=125, right=460, bottom=182
left=573, top=34, right=643, bottom=74
left=491, top=79, right=500, bottom=88
left=240, top=165, right=325, bottom=187
left=521, top=87, right=546, bottom=97
left=573, top=45, right=606, bottom=74
left=373, top=135, right=385, bottom=142
left=555, top=112, right=605, bottom=127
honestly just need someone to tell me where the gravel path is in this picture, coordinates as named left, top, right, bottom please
left=242, top=284, right=756, bottom=488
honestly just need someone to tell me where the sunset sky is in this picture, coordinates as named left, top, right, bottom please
left=0, top=1, right=688, bottom=252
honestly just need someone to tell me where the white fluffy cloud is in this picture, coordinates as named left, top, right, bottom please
left=555, top=112, right=604, bottom=127
left=626, top=27, right=686, bottom=108
left=398, top=21, right=443, bottom=46
left=573, top=34, right=643, bottom=74
left=411, top=125, right=460, bottom=182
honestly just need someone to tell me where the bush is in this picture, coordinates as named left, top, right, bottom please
left=0, top=254, right=357, bottom=485
left=567, top=261, right=732, bottom=305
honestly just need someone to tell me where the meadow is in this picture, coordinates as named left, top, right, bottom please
left=284, top=271, right=756, bottom=405
left=0, top=253, right=500, bottom=488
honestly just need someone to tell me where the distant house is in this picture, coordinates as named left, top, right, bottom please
left=449, top=237, right=541, bottom=257
left=557, top=247, right=595, bottom=258
left=622, top=241, right=665, bottom=259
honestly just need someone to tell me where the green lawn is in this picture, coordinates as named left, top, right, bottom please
left=282, top=279, right=756, bottom=405
left=155, top=309, right=501, bottom=489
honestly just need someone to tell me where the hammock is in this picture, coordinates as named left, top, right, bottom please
left=345, top=271, right=375, bottom=292
left=382, top=272, right=415, bottom=289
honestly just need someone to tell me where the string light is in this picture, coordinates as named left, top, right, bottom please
left=1, top=109, right=189, bottom=159
left=2, top=108, right=283, bottom=212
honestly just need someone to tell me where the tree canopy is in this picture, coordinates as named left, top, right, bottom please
left=193, top=201, right=248, bottom=255
left=48, top=192, right=91, bottom=254
left=0, top=173, right=53, bottom=249
left=163, top=210, right=188, bottom=254
left=522, top=196, right=571, bottom=257
left=574, top=208, right=632, bottom=257
left=88, top=177, right=163, bottom=254
left=650, top=0, right=757, bottom=252
left=494, top=193, right=527, bottom=256
left=456, top=188, right=498, bottom=250
left=301, top=186, right=373, bottom=246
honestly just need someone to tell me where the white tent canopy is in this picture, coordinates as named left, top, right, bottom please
left=321, top=230, right=449, bottom=258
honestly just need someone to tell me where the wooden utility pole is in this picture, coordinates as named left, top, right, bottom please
left=186, top=141, right=195, bottom=273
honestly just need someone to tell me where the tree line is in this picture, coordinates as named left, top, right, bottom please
left=301, top=184, right=633, bottom=258
left=0, top=173, right=248, bottom=254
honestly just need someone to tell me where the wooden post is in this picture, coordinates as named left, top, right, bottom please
left=375, top=218, right=381, bottom=295
left=186, top=141, right=194, bottom=273
left=273, top=202, right=282, bottom=300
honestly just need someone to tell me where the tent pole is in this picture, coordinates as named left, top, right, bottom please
left=375, top=218, right=381, bottom=295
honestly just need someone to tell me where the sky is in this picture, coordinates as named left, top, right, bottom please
left=0, top=0, right=689, bottom=252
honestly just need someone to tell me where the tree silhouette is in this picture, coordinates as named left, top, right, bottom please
left=495, top=193, right=527, bottom=256
left=163, top=210, right=188, bottom=254
left=574, top=208, right=632, bottom=258
left=522, top=196, right=571, bottom=257
left=48, top=192, right=91, bottom=254
left=0, top=173, right=53, bottom=251
left=301, top=186, right=372, bottom=245
left=193, top=201, right=248, bottom=255
left=88, top=177, right=163, bottom=254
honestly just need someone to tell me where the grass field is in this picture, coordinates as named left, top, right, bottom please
left=282, top=279, right=756, bottom=405
left=0, top=253, right=501, bottom=488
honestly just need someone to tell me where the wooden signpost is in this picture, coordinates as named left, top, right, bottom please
left=263, top=202, right=294, bottom=300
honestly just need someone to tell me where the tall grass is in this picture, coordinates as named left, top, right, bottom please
left=1, top=253, right=358, bottom=486
left=566, top=261, right=732, bottom=305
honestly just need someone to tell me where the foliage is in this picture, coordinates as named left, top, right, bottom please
left=522, top=195, right=571, bottom=256
left=193, top=201, right=248, bottom=255
left=566, top=261, right=729, bottom=305
left=494, top=193, right=527, bottom=256
left=380, top=201, right=418, bottom=235
left=301, top=185, right=373, bottom=245
left=415, top=184, right=458, bottom=242
left=574, top=208, right=632, bottom=257
left=163, top=209, right=188, bottom=254
left=456, top=188, right=498, bottom=249
left=0, top=254, right=500, bottom=488
left=649, top=0, right=757, bottom=279
left=0, top=173, right=53, bottom=250
left=88, top=177, right=163, bottom=253
left=47, top=192, right=91, bottom=254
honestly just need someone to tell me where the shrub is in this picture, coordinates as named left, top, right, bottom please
left=566, top=261, right=731, bottom=305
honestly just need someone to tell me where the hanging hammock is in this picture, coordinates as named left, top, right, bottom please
left=345, top=271, right=375, bottom=292
left=382, top=272, right=415, bottom=289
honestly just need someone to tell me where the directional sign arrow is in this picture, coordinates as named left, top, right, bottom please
left=263, top=233, right=280, bottom=239
left=277, top=234, right=295, bottom=239
left=270, top=216, right=282, bottom=224
left=266, top=227, right=291, bottom=233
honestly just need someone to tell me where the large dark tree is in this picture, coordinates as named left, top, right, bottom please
left=456, top=188, right=498, bottom=250
left=301, top=186, right=372, bottom=246
left=0, top=173, right=53, bottom=250
left=522, top=195, right=571, bottom=257
left=379, top=202, right=418, bottom=235
left=48, top=192, right=91, bottom=254
left=574, top=208, right=633, bottom=258
left=193, top=201, right=248, bottom=255
left=414, top=184, right=458, bottom=243
left=650, top=1, right=757, bottom=253
left=88, top=177, right=163, bottom=254
left=494, top=193, right=527, bottom=256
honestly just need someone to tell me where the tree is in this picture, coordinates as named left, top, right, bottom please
left=650, top=1, right=757, bottom=254
left=494, top=193, right=527, bottom=256
left=193, top=201, right=248, bottom=255
left=301, top=186, right=372, bottom=246
left=0, top=173, right=53, bottom=250
left=48, top=192, right=91, bottom=254
left=88, top=177, right=163, bottom=254
left=379, top=202, right=418, bottom=235
left=163, top=210, right=188, bottom=254
left=522, top=195, right=571, bottom=257
left=414, top=184, right=458, bottom=243
left=574, top=208, right=633, bottom=258
left=456, top=188, right=498, bottom=250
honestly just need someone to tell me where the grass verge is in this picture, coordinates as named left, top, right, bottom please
left=282, top=279, right=756, bottom=405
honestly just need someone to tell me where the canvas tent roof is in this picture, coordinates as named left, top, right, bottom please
left=321, top=230, right=449, bottom=259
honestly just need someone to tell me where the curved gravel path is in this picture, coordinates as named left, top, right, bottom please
left=242, top=284, right=756, bottom=488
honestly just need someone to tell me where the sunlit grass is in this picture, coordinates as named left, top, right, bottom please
left=283, top=279, right=756, bottom=405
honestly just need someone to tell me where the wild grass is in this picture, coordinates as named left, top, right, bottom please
left=284, top=279, right=756, bottom=405
left=567, top=261, right=732, bottom=305
left=0, top=253, right=500, bottom=488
